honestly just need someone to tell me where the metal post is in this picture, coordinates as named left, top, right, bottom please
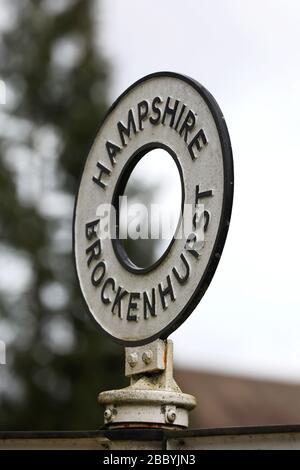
left=98, top=339, right=196, bottom=429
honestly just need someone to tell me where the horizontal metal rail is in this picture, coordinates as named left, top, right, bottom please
left=1, top=425, right=300, bottom=450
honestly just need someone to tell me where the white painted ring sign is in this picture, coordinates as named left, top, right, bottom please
left=73, top=72, right=234, bottom=345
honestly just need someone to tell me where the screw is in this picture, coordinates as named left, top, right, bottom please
left=142, top=350, right=153, bottom=365
left=104, top=408, right=112, bottom=422
left=127, top=352, right=138, bottom=368
left=166, top=410, right=176, bottom=423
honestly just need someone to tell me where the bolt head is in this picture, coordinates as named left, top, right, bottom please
left=104, top=408, right=112, bottom=422
left=142, top=350, right=153, bottom=365
left=166, top=410, right=176, bottom=423
left=127, top=352, right=138, bottom=368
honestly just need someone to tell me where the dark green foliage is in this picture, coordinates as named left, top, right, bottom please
left=0, top=0, right=125, bottom=430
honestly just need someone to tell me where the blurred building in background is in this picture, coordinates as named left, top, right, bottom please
left=176, top=369, right=300, bottom=428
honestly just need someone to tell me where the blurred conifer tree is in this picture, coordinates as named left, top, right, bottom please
left=0, top=0, right=125, bottom=430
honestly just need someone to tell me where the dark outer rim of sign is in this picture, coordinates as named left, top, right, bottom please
left=111, top=142, right=185, bottom=274
left=72, top=71, right=234, bottom=346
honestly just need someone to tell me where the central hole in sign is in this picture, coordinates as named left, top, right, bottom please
left=119, top=148, right=182, bottom=270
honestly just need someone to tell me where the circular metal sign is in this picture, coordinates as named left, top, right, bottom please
left=73, top=72, right=233, bottom=345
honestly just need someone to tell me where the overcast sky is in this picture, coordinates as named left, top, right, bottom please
left=100, top=0, right=300, bottom=382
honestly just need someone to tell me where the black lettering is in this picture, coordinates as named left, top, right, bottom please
left=137, top=100, right=149, bottom=130
left=193, top=208, right=201, bottom=230
left=101, top=277, right=115, bottom=304
left=158, top=275, right=175, bottom=310
left=174, top=103, right=186, bottom=131
left=203, top=210, right=210, bottom=232
left=117, top=109, right=137, bottom=146
left=86, top=239, right=101, bottom=266
left=185, top=233, right=200, bottom=259
left=179, top=110, right=196, bottom=143
left=112, top=286, right=128, bottom=318
left=91, top=261, right=106, bottom=286
left=193, top=210, right=210, bottom=232
left=106, top=141, right=121, bottom=167
left=92, top=162, right=111, bottom=189
left=127, top=292, right=140, bottom=322
left=188, top=128, right=208, bottom=160
left=85, top=219, right=99, bottom=240
left=143, top=289, right=156, bottom=319
left=149, top=96, right=162, bottom=125
left=162, top=97, right=179, bottom=127
left=195, top=184, right=213, bottom=204
left=172, top=254, right=190, bottom=285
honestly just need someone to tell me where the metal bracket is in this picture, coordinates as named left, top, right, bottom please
left=125, top=339, right=166, bottom=377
